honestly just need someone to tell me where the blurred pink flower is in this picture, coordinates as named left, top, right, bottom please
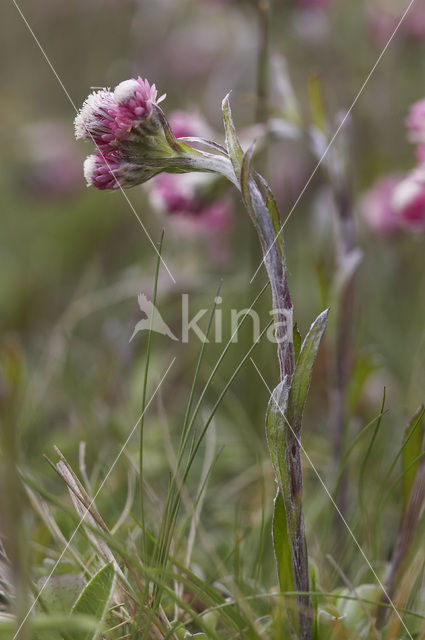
left=154, top=110, right=233, bottom=263
left=169, top=110, right=212, bottom=140
left=21, top=121, right=82, bottom=198
left=416, top=145, right=425, bottom=163
left=152, top=173, right=201, bottom=215
left=367, top=2, right=425, bottom=46
left=404, top=8, right=425, bottom=38
left=391, top=167, right=425, bottom=233
left=362, top=170, right=425, bottom=236
left=149, top=173, right=233, bottom=264
left=406, top=98, right=425, bottom=146
left=361, top=175, right=402, bottom=235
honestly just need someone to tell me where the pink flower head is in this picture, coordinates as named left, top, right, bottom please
left=112, top=77, right=164, bottom=137
left=406, top=98, right=425, bottom=146
left=75, top=79, right=163, bottom=149
left=361, top=175, right=402, bottom=236
left=74, top=89, right=118, bottom=151
left=83, top=152, right=152, bottom=190
left=391, top=167, right=425, bottom=233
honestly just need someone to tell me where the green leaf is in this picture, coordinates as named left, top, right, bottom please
left=358, top=388, right=386, bottom=511
left=71, top=562, right=116, bottom=640
left=0, top=615, right=99, bottom=640
left=39, top=573, right=85, bottom=616
left=308, top=73, right=327, bottom=133
left=293, top=323, right=302, bottom=364
left=265, top=380, right=290, bottom=498
left=309, top=560, right=320, bottom=640
left=266, top=381, right=297, bottom=634
left=287, top=309, right=329, bottom=434
left=222, top=93, right=243, bottom=181
left=273, top=490, right=294, bottom=595
left=402, top=406, right=424, bottom=514
left=346, top=350, right=379, bottom=414
left=240, top=145, right=254, bottom=209
left=140, top=231, right=164, bottom=564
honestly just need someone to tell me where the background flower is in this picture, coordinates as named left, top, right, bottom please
left=18, top=121, right=82, bottom=198
left=392, top=167, right=425, bottom=233
left=361, top=175, right=402, bottom=236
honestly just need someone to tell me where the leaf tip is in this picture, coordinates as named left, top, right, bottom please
left=221, top=92, right=232, bottom=113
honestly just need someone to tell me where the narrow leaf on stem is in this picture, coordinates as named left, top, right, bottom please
left=222, top=92, right=243, bottom=181
left=287, top=309, right=329, bottom=435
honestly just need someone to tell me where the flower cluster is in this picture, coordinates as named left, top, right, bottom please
left=75, top=77, right=235, bottom=260
left=362, top=96, right=425, bottom=235
left=75, top=77, right=181, bottom=190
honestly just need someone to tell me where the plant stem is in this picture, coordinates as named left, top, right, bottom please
left=331, top=177, right=356, bottom=523
left=247, top=177, right=312, bottom=639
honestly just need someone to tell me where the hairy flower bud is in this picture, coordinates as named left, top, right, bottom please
left=83, top=152, right=155, bottom=190
left=74, top=89, right=118, bottom=151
